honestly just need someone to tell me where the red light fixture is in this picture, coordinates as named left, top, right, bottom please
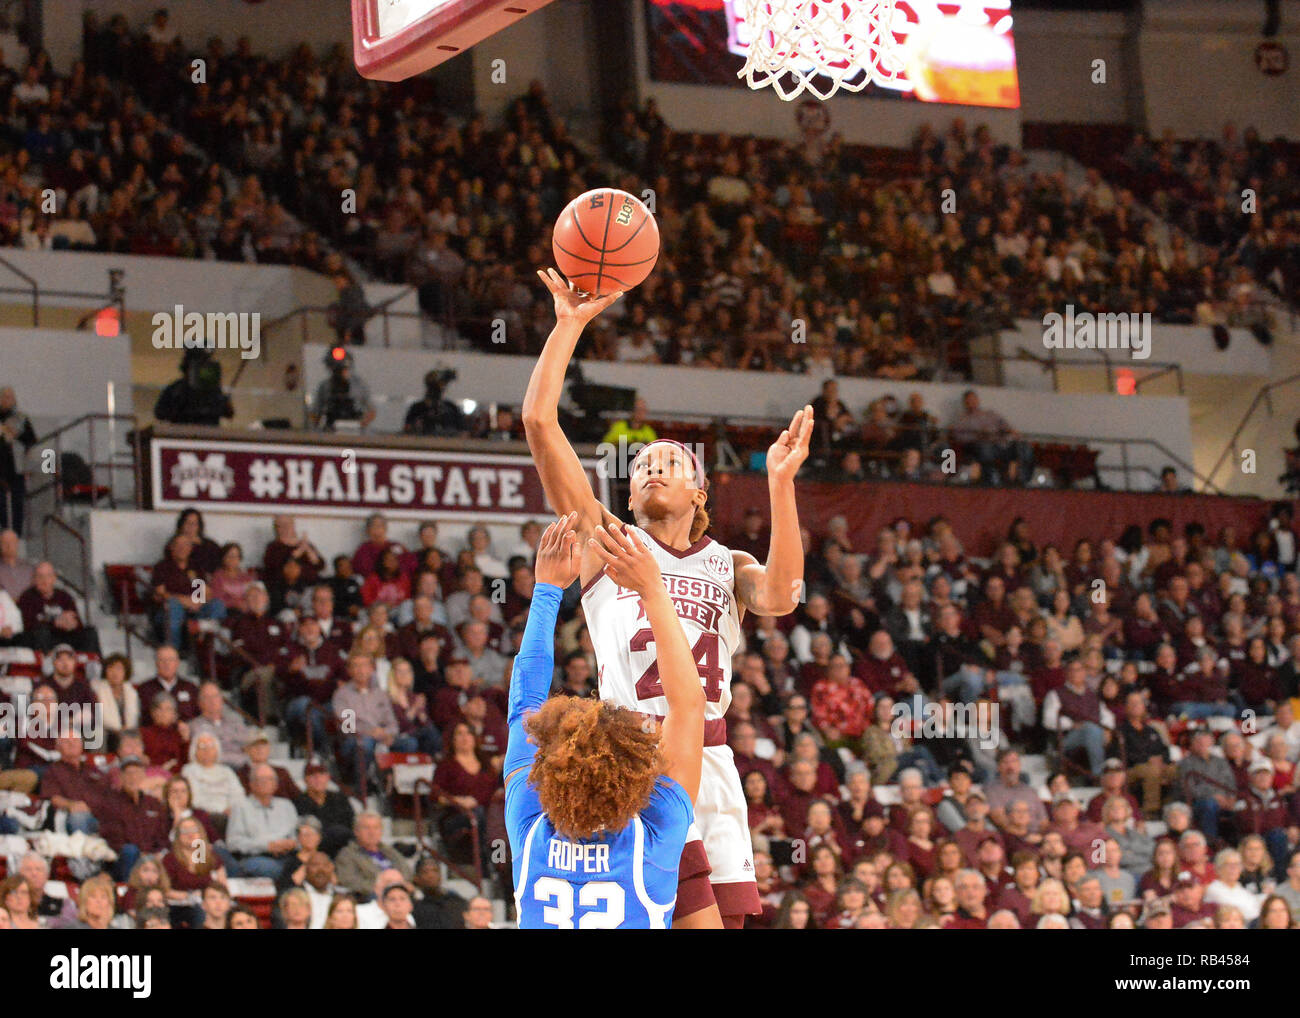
left=95, top=307, right=120, bottom=337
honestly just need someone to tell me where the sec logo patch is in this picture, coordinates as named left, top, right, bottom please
left=705, top=552, right=732, bottom=580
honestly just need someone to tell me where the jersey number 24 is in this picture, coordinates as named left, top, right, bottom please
left=630, top=629, right=724, bottom=702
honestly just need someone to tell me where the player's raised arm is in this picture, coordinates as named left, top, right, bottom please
left=589, top=523, right=705, bottom=803
left=734, top=405, right=814, bottom=617
left=503, top=513, right=581, bottom=787
left=521, top=268, right=623, bottom=535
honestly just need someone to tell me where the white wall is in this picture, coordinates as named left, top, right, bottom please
left=1139, top=0, right=1300, bottom=139
left=0, top=249, right=300, bottom=317
left=1, top=327, right=134, bottom=428
left=300, top=342, right=1195, bottom=486
left=470, top=0, right=599, bottom=121
left=996, top=317, right=1273, bottom=391
left=1014, top=9, right=1134, bottom=124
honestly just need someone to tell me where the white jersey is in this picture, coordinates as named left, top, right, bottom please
left=581, top=525, right=741, bottom=723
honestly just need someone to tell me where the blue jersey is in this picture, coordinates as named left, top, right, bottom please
left=505, top=583, right=693, bottom=929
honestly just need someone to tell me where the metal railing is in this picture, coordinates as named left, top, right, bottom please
left=41, top=513, right=94, bottom=624
left=0, top=254, right=39, bottom=325
left=412, top=777, right=484, bottom=893
left=1204, top=372, right=1300, bottom=493
left=24, top=413, right=140, bottom=515
left=0, top=261, right=126, bottom=330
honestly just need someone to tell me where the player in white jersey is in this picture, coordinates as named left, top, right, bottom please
left=523, top=267, right=812, bottom=928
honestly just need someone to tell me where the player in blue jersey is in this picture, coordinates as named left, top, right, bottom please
left=505, top=512, right=705, bottom=929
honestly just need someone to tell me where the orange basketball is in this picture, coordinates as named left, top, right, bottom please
left=552, top=188, right=660, bottom=296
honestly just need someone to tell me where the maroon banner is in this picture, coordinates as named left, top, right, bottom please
left=149, top=436, right=606, bottom=522
left=710, top=473, right=1286, bottom=558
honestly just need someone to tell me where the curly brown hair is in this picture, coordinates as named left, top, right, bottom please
left=525, top=697, right=663, bottom=841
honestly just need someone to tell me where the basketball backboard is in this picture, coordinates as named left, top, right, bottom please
left=351, top=0, right=559, bottom=81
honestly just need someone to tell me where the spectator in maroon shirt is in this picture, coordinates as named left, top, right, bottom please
left=1029, top=638, right=1067, bottom=707
left=785, top=732, right=840, bottom=797
left=281, top=614, right=346, bottom=752
left=307, top=583, right=353, bottom=648
left=263, top=515, right=324, bottom=587
left=731, top=722, right=784, bottom=793
left=745, top=769, right=786, bottom=845
left=730, top=507, right=768, bottom=562
left=803, top=800, right=849, bottom=864
left=1235, top=636, right=1280, bottom=713
left=434, top=722, right=502, bottom=872
left=396, top=595, right=452, bottom=663
left=953, top=792, right=1004, bottom=866
left=39, top=735, right=106, bottom=836
left=971, top=575, right=1016, bottom=650
left=994, top=851, right=1042, bottom=927
left=352, top=513, right=407, bottom=579
left=779, top=759, right=828, bottom=835
left=1169, top=870, right=1216, bottom=928
left=854, top=629, right=921, bottom=700
left=151, top=534, right=226, bottom=650
left=431, top=655, right=478, bottom=733
left=904, top=807, right=939, bottom=879
left=228, top=582, right=287, bottom=722
left=174, top=508, right=223, bottom=575
left=1123, top=593, right=1168, bottom=662
left=948, top=869, right=991, bottom=928
left=137, top=645, right=201, bottom=723
left=97, top=755, right=171, bottom=880
left=43, top=644, right=96, bottom=716
left=17, top=561, right=98, bottom=654
left=461, top=692, right=506, bottom=761
left=140, top=693, right=188, bottom=774
left=1175, top=646, right=1237, bottom=720
left=399, top=521, right=451, bottom=579
left=801, top=843, right=842, bottom=925
left=1235, top=758, right=1291, bottom=872
left=3, top=684, right=59, bottom=789
left=1046, top=794, right=1107, bottom=856
left=797, top=632, right=833, bottom=700
left=1086, top=758, right=1142, bottom=823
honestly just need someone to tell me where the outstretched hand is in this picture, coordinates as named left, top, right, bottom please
left=534, top=512, right=582, bottom=589
left=767, top=405, right=814, bottom=483
left=588, top=523, right=664, bottom=597
left=537, top=267, right=623, bottom=324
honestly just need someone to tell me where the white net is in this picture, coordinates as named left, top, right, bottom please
left=735, top=0, right=905, bottom=102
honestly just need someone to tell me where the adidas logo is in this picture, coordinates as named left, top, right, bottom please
left=743, top=859, right=753, bottom=871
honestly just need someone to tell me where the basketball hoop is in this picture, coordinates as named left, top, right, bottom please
left=734, top=0, right=905, bottom=102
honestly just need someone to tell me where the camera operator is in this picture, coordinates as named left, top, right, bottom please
left=403, top=369, right=467, bottom=437
left=312, top=349, right=375, bottom=432
left=154, top=348, right=234, bottom=427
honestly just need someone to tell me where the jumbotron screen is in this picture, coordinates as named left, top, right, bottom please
left=645, top=0, right=1020, bottom=108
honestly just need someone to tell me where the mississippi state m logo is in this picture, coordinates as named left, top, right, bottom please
left=170, top=453, right=235, bottom=499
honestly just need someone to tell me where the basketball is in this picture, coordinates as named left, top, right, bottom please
left=552, top=188, right=660, bottom=296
